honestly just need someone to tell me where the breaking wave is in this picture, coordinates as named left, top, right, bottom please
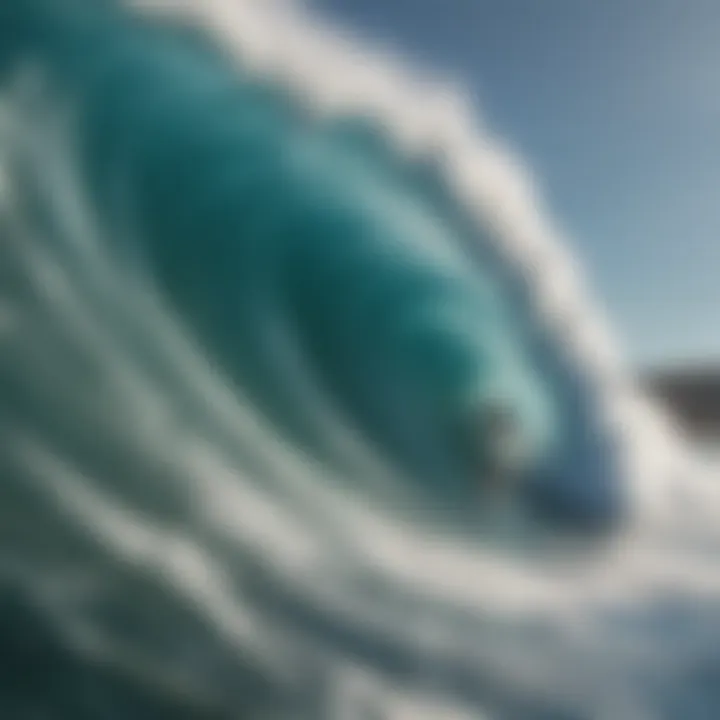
left=0, top=1, right=718, bottom=718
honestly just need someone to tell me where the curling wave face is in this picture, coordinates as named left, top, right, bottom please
left=0, top=1, right=718, bottom=718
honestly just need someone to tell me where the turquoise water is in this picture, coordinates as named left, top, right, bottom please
left=0, top=2, right=718, bottom=718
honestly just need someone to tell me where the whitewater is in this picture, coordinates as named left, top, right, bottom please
left=0, top=1, right=719, bottom=718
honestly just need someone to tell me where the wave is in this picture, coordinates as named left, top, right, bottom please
left=0, top=1, right=718, bottom=718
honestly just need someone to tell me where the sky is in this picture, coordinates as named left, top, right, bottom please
left=310, top=0, right=720, bottom=368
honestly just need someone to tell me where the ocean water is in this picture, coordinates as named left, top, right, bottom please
left=0, top=2, right=719, bottom=718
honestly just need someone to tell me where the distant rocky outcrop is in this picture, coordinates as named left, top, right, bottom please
left=644, top=366, right=720, bottom=438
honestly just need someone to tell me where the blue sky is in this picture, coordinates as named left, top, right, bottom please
left=311, top=0, right=720, bottom=368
